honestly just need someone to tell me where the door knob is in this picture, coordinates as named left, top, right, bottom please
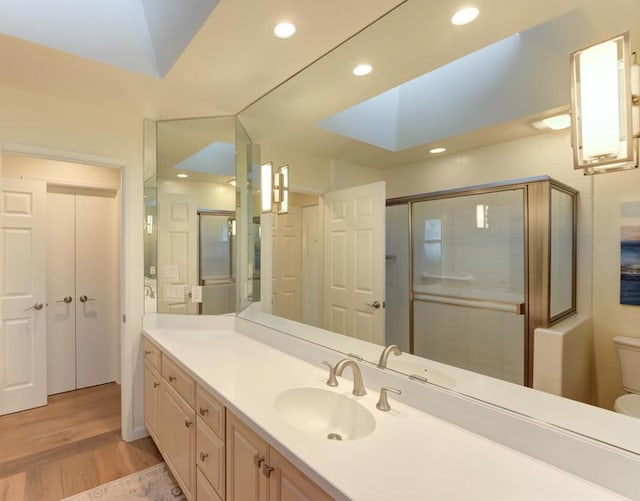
left=79, top=295, right=95, bottom=303
left=366, top=300, right=382, bottom=309
left=56, top=296, right=73, bottom=304
left=25, top=302, right=44, bottom=311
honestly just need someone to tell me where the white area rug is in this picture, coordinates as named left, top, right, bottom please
left=62, top=463, right=185, bottom=501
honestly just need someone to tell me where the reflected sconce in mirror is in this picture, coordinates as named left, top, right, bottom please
left=476, top=204, right=489, bottom=229
left=146, top=214, right=153, bottom=235
left=261, top=162, right=289, bottom=214
left=570, top=32, right=639, bottom=174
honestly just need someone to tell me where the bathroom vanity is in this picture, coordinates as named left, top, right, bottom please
left=142, top=314, right=632, bottom=501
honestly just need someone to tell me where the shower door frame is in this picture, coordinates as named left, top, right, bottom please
left=387, top=175, right=577, bottom=387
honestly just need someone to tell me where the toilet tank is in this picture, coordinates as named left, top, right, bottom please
left=614, top=336, right=640, bottom=393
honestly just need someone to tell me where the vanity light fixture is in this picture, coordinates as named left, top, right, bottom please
left=476, top=204, right=489, bottom=229
left=146, top=214, right=153, bottom=235
left=261, top=162, right=289, bottom=214
left=176, top=173, right=188, bottom=178
left=429, top=147, right=446, bottom=154
left=570, top=32, right=639, bottom=174
left=451, top=7, right=479, bottom=26
left=273, top=21, right=296, bottom=39
left=353, top=64, right=373, bottom=76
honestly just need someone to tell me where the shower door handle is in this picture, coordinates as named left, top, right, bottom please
left=79, top=295, right=95, bottom=303
left=366, top=300, right=383, bottom=309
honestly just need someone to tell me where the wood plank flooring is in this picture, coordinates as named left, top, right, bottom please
left=0, top=384, right=163, bottom=501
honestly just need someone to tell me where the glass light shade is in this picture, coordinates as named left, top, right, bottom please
left=570, top=32, right=635, bottom=171
left=277, top=165, right=289, bottom=215
left=261, top=162, right=273, bottom=213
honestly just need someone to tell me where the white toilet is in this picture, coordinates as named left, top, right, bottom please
left=613, top=336, right=640, bottom=418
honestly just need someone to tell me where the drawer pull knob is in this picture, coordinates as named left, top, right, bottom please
left=199, top=407, right=209, bottom=416
left=144, top=350, right=152, bottom=355
left=184, top=420, right=193, bottom=428
left=262, top=463, right=274, bottom=478
left=200, top=452, right=209, bottom=462
left=168, top=375, right=176, bottom=382
left=253, top=454, right=264, bottom=468
left=153, top=381, right=160, bottom=388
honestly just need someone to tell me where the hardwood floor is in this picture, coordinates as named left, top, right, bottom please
left=0, top=384, right=163, bottom=501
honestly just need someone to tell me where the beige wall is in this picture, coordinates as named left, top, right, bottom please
left=384, top=129, right=640, bottom=410
left=593, top=168, right=640, bottom=409
left=0, top=83, right=146, bottom=440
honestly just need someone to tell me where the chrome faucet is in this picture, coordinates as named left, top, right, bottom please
left=377, top=344, right=401, bottom=369
left=333, top=359, right=367, bottom=396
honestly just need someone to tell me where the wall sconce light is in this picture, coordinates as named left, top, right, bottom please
left=261, top=162, right=289, bottom=214
left=476, top=204, right=489, bottom=229
left=570, top=32, right=639, bottom=174
left=146, top=214, right=153, bottom=235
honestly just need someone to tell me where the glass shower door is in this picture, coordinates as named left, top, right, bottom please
left=411, top=189, right=526, bottom=384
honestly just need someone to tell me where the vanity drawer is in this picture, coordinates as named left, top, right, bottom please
left=162, top=355, right=195, bottom=407
left=196, top=386, right=225, bottom=439
left=197, top=467, right=223, bottom=501
left=143, top=338, right=161, bottom=370
left=196, top=416, right=225, bottom=499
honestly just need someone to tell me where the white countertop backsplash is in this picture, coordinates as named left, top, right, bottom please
left=143, top=314, right=634, bottom=500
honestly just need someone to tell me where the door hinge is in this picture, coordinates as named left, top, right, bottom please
left=122, top=314, right=126, bottom=323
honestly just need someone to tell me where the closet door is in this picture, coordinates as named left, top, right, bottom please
left=46, top=187, right=76, bottom=395
left=75, top=189, right=119, bottom=389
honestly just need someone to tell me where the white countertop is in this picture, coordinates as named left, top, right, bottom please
left=143, top=323, right=628, bottom=501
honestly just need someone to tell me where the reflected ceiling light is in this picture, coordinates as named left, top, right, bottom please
left=451, top=7, right=479, bottom=26
left=228, top=179, right=237, bottom=187
left=353, top=64, right=373, bottom=76
left=570, top=31, right=639, bottom=174
left=176, top=173, right=188, bottom=178
left=429, top=147, right=447, bottom=154
left=273, top=21, right=296, bottom=39
left=531, top=114, right=571, bottom=131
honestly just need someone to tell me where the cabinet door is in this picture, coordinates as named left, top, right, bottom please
left=268, top=447, right=333, bottom=501
left=143, top=361, right=161, bottom=445
left=160, top=381, right=196, bottom=499
left=226, top=411, right=268, bottom=501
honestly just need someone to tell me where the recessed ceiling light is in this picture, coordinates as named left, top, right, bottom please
left=531, top=113, right=571, bottom=131
left=353, top=64, right=373, bottom=76
left=273, top=21, right=296, bottom=39
left=430, top=147, right=447, bottom=154
left=177, top=173, right=188, bottom=178
left=451, top=7, right=480, bottom=26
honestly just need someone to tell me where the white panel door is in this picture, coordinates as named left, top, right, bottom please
left=272, top=206, right=301, bottom=321
left=46, top=187, right=76, bottom=394
left=158, top=193, right=197, bottom=314
left=0, top=178, right=47, bottom=415
left=323, top=182, right=385, bottom=345
left=75, top=189, right=119, bottom=389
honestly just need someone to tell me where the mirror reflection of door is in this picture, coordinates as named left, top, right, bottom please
left=199, top=211, right=236, bottom=315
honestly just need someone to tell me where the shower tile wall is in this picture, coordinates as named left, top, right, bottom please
left=412, top=190, right=525, bottom=384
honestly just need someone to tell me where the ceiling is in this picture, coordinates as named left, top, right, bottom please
left=0, top=0, right=405, bottom=118
left=1, top=0, right=639, bottom=169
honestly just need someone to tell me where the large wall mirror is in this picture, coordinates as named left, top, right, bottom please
left=234, top=0, right=640, bottom=457
left=144, top=116, right=241, bottom=315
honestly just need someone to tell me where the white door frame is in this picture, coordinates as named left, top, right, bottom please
left=1, top=143, right=145, bottom=442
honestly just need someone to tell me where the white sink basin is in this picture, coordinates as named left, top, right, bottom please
left=386, top=359, right=456, bottom=389
left=274, top=387, right=375, bottom=441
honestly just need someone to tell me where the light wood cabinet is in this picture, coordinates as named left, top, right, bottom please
left=268, top=447, right=333, bottom=501
left=160, top=380, right=196, bottom=499
left=143, top=337, right=332, bottom=501
left=143, top=360, right=161, bottom=444
left=226, top=410, right=332, bottom=501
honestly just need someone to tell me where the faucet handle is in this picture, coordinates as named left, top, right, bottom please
left=376, top=387, right=402, bottom=412
left=322, top=361, right=338, bottom=387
